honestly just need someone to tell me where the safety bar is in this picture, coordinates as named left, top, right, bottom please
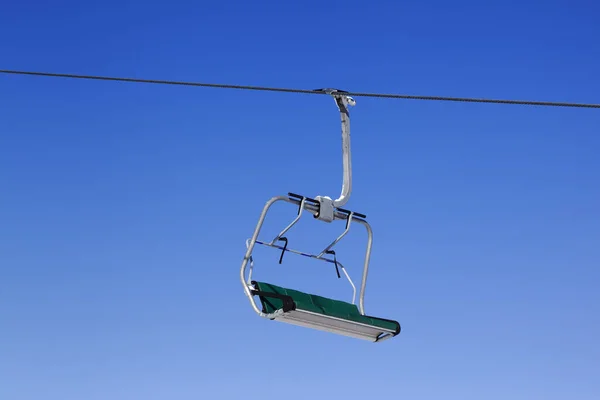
left=255, top=240, right=337, bottom=264
left=253, top=239, right=358, bottom=305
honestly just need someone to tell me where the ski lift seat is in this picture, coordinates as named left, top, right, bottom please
left=252, top=281, right=401, bottom=342
left=241, top=92, right=401, bottom=342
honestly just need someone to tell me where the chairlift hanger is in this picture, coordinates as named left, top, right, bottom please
left=240, top=89, right=400, bottom=342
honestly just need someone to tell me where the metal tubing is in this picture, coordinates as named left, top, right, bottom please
left=353, top=217, right=373, bottom=316
left=245, top=238, right=255, bottom=283
left=241, top=195, right=372, bottom=317
left=337, top=262, right=357, bottom=304
left=270, top=197, right=306, bottom=245
left=332, top=95, right=353, bottom=208
left=240, top=196, right=289, bottom=318
left=316, top=212, right=353, bottom=258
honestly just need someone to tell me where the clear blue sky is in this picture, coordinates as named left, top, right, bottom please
left=1, top=1, right=599, bottom=399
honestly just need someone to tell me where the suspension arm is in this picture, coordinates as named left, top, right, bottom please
left=332, top=93, right=354, bottom=208
left=312, top=89, right=356, bottom=222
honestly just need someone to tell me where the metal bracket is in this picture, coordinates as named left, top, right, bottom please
left=314, top=195, right=335, bottom=222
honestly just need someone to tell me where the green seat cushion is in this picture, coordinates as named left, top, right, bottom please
left=252, top=281, right=400, bottom=333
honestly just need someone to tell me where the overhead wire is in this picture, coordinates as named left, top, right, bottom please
left=1, top=69, right=599, bottom=109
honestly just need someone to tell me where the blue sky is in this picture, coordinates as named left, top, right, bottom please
left=1, top=0, right=599, bottom=399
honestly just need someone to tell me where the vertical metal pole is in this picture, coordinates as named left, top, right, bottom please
left=332, top=94, right=354, bottom=209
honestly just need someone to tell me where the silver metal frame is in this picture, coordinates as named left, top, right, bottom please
left=276, top=309, right=397, bottom=342
left=240, top=91, right=397, bottom=342
left=240, top=195, right=373, bottom=317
